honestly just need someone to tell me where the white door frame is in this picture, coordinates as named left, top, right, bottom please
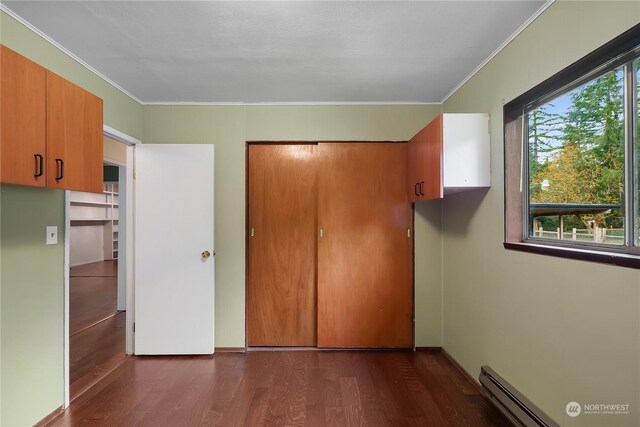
left=63, top=125, right=140, bottom=407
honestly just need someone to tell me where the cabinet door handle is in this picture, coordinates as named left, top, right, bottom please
left=55, top=158, right=64, bottom=181
left=419, top=181, right=425, bottom=196
left=34, top=154, right=44, bottom=177
left=414, top=182, right=420, bottom=197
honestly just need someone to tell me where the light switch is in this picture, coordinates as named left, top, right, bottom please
left=46, top=226, right=58, bottom=245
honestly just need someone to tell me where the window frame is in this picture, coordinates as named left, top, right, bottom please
left=503, top=23, right=640, bottom=269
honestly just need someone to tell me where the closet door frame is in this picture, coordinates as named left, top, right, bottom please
left=244, top=140, right=415, bottom=349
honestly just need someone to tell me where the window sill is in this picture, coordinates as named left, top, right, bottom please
left=503, top=241, right=640, bottom=269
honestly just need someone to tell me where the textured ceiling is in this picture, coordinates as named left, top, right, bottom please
left=3, top=1, right=546, bottom=103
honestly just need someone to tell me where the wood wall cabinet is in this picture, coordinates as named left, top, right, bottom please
left=0, top=45, right=47, bottom=187
left=46, top=71, right=103, bottom=192
left=408, top=113, right=490, bottom=202
left=0, top=45, right=103, bottom=192
left=247, top=143, right=413, bottom=349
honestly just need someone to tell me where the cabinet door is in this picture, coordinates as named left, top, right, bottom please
left=407, top=135, right=422, bottom=202
left=247, top=144, right=318, bottom=346
left=0, top=45, right=47, bottom=187
left=318, top=143, right=413, bottom=348
left=46, top=71, right=103, bottom=192
left=407, top=114, right=443, bottom=201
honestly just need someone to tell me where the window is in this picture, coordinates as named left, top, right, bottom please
left=504, top=24, right=640, bottom=268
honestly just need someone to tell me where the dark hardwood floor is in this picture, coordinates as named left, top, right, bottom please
left=47, top=350, right=509, bottom=426
left=71, top=260, right=118, bottom=277
left=70, top=260, right=118, bottom=335
left=70, top=311, right=127, bottom=400
left=70, top=260, right=125, bottom=401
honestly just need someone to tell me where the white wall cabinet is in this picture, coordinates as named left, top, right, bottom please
left=408, top=113, right=490, bottom=202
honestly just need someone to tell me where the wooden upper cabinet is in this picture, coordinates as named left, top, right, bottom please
left=407, top=115, right=442, bottom=202
left=407, top=113, right=490, bottom=202
left=1, top=45, right=47, bottom=187
left=0, top=45, right=103, bottom=192
left=46, top=71, right=103, bottom=192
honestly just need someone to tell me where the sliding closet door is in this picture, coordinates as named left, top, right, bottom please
left=318, top=143, right=413, bottom=348
left=247, top=144, right=318, bottom=346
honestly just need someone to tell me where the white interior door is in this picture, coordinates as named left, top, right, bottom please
left=135, top=144, right=214, bottom=355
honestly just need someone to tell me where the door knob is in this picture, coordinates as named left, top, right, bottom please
left=201, top=250, right=211, bottom=258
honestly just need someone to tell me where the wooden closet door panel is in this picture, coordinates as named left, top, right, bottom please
left=318, top=143, right=413, bottom=348
left=247, top=144, right=318, bottom=346
left=46, top=71, right=103, bottom=192
left=0, top=45, right=47, bottom=187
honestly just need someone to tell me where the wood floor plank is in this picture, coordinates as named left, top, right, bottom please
left=69, top=260, right=125, bottom=404
left=44, top=350, right=510, bottom=427
left=304, top=364, right=326, bottom=427
left=70, top=311, right=126, bottom=399
left=70, top=260, right=117, bottom=277
left=70, top=276, right=117, bottom=335
left=339, top=377, right=367, bottom=427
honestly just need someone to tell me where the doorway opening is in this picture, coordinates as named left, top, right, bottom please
left=64, top=129, right=138, bottom=405
left=67, top=160, right=125, bottom=401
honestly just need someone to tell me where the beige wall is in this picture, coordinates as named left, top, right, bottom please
left=0, top=10, right=144, bottom=426
left=0, top=185, right=65, bottom=427
left=143, top=104, right=444, bottom=347
left=442, top=2, right=640, bottom=426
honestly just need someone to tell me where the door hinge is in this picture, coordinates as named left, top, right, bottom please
left=133, top=322, right=136, bottom=333
left=133, top=168, right=136, bottom=180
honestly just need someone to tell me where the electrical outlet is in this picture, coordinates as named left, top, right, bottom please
left=46, top=226, right=58, bottom=245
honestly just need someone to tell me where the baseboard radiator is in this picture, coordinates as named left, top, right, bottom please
left=479, top=366, right=559, bottom=427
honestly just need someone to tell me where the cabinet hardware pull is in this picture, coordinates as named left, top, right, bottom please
left=34, top=154, right=44, bottom=178
left=250, top=227, right=255, bottom=237
left=55, top=158, right=64, bottom=181
left=320, top=228, right=324, bottom=238
left=407, top=228, right=411, bottom=238
left=414, top=182, right=420, bottom=197
left=419, top=181, right=425, bottom=196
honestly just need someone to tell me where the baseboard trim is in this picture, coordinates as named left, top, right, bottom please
left=415, top=346, right=442, bottom=352
left=34, top=405, right=65, bottom=427
left=214, top=347, right=246, bottom=353
left=441, top=348, right=483, bottom=394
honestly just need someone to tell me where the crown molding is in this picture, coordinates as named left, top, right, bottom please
left=0, top=4, right=143, bottom=104
left=142, top=101, right=442, bottom=106
left=440, top=0, right=555, bottom=104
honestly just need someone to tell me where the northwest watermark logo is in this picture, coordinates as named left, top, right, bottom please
left=566, top=401, right=631, bottom=417
left=566, top=402, right=581, bottom=417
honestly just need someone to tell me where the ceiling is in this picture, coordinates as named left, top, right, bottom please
left=3, top=1, right=547, bottom=104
